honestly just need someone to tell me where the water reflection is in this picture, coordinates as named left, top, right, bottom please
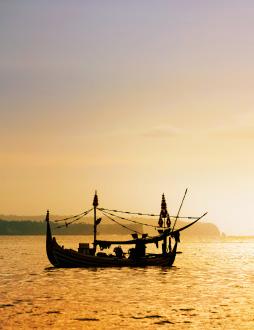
left=0, top=236, right=254, bottom=329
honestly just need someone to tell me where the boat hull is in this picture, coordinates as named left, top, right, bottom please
left=44, top=193, right=206, bottom=268
left=46, top=237, right=177, bottom=268
left=46, top=209, right=177, bottom=268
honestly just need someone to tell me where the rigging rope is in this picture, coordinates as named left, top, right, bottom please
left=101, top=209, right=159, bottom=228
left=98, top=208, right=158, bottom=217
left=54, top=208, right=93, bottom=229
left=101, top=211, right=145, bottom=236
left=98, top=207, right=199, bottom=219
left=53, top=208, right=93, bottom=223
left=53, top=208, right=93, bottom=222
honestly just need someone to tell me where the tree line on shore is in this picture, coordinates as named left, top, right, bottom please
left=0, top=219, right=221, bottom=237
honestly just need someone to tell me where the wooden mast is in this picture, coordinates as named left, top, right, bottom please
left=93, top=191, right=98, bottom=255
left=158, top=194, right=171, bottom=255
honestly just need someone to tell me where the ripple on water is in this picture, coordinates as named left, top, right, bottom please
left=154, top=320, right=174, bottom=324
left=132, top=314, right=163, bottom=319
left=74, top=317, right=99, bottom=321
left=0, top=304, right=14, bottom=308
left=1, top=237, right=254, bottom=330
left=179, top=308, right=195, bottom=312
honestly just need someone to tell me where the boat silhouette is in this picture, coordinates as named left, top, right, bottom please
left=46, top=191, right=207, bottom=267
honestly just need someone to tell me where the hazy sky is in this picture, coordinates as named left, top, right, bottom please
left=1, top=1, right=254, bottom=235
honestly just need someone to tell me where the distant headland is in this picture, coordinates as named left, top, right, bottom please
left=0, top=215, right=221, bottom=238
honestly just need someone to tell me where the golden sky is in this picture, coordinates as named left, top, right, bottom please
left=1, top=1, right=254, bottom=235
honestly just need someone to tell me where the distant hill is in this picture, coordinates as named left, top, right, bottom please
left=175, top=221, right=221, bottom=239
left=0, top=214, right=78, bottom=221
left=0, top=217, right=221, bottom=238
left=0, top=219, right=142, bottom=236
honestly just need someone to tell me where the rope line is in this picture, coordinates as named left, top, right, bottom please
left=101, top=211, right=144, bottom=236
left=98, top=208, right=199, bottom=219
left=55, top=208, right=93, bottom=229
left=98, top=208, right=159, bottom=217
left=101, top=209, right=159, bottom=228
left=53, top=208, right=93, bottom=223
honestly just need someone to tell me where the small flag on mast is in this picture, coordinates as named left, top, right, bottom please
left=158, top=194, right=171, bottom=228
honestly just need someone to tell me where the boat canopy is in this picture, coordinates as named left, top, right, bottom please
left=96, top=228, right=171, bottom=248
left=96, top=216, right=205, bottom=249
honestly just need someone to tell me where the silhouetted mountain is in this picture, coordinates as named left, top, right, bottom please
left=0, top=218, right=220, bottom=237
left=176, top=221, right=221, bottom=239
left=0, top=215, right=79, bottom=221
left=0, top=219, right=142, bottom=235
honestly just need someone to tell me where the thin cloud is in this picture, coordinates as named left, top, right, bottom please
left=142, top=126, right=183, bottom=138
left=212, top=125, right=254, bottom=139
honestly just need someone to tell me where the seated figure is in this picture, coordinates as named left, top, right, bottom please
left=114, top=246, right=124, bottom=258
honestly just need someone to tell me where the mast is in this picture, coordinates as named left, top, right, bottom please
left=158, top=194, right=171, bottom=254
left=45, top=210, right=51, bottom=240
left=93, top=191, right=98, bottom=255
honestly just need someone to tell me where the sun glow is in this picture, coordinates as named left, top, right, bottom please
left=1, top=1, right=254, bottom=235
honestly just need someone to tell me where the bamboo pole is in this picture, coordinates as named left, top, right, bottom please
left=172, top=188, right=188, bottom=231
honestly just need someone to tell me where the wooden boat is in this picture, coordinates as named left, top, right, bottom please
left=46, top=191, right=207, bottom=268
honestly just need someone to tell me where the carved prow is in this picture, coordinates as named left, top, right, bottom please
left=45, top=210, right=58, bottom=266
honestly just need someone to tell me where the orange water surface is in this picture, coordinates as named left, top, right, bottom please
left=0, top=235, right=253, bottom=329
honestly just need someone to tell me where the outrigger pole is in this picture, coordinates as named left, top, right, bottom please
left=172, top=188, right=188, bottom=231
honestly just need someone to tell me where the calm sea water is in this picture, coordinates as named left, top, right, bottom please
left=0, top=235, right=253, bottom=329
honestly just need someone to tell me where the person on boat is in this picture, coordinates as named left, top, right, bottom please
left=134, top=239, right=146, bottom=258
left=114, top=246, right=124, bottom=258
